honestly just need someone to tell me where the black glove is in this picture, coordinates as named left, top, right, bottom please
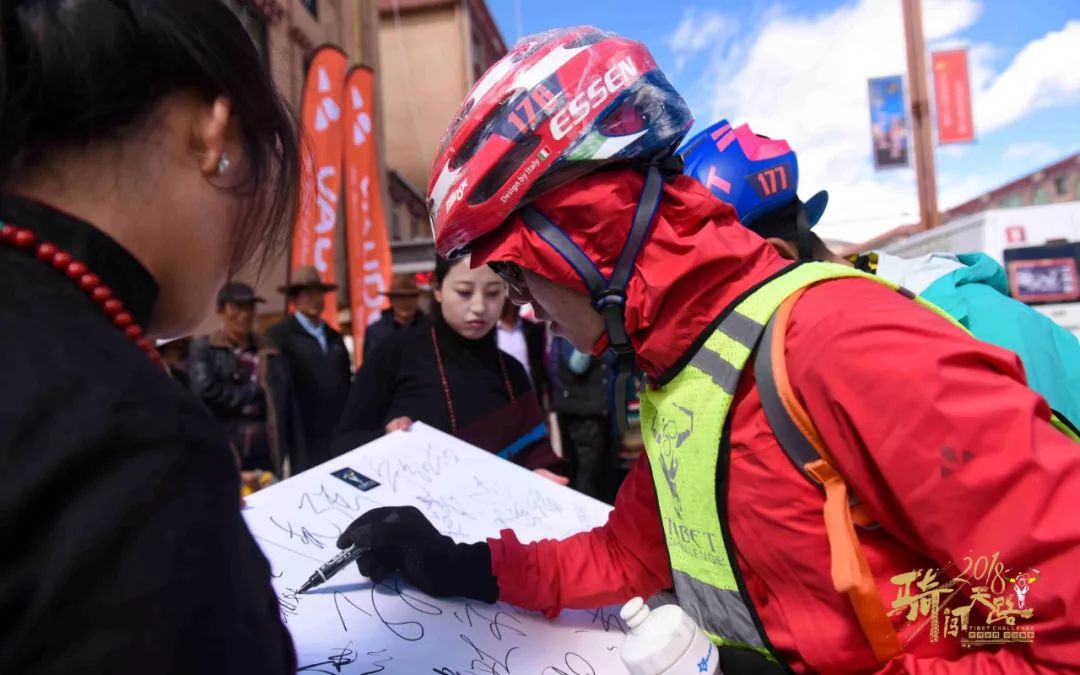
left=337, top=506, right=499, bottom=602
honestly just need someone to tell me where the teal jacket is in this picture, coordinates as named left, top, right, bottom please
left=878, top=251, right=1080, bottom=426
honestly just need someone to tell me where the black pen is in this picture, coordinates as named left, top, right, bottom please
left=297, top=544, right=370, bottom=594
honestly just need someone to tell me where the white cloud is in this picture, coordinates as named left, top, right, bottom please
left=1001, top=141, right=1060, bottom=163
left=697, top=0, right=917, bottom=242
left=683, top=0, right=1080, bottom=244
left=964, top=43, right=998, bottom=94
left=666, top=8, right=734, bottom=71
left=974, top=20, right=1080, bottom=132
left=937, top=144, right=971, bottom=159
left=923, top=0, right=981, bottom=40
left=937, top=166, right=1009, bottom=209
left=811, top=175, right=920, bottom=244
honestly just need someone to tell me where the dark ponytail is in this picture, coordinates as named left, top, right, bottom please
left=0, top=0, right=299, bottom=270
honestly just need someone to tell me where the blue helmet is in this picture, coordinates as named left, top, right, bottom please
left=679, top=119, right=828, bottom=228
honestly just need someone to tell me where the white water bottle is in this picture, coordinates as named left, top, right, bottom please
left=619, top=597, right=721, bottom=675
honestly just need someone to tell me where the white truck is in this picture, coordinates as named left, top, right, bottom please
left=881, top=202, right=1080, bottom=337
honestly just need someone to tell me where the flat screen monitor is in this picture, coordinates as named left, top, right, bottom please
left=1004, top=242, right=1080, bottom=304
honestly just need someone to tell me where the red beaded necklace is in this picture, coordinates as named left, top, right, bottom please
left=430, top=324, right=514, bottom=433
left=0, top=222, right=164, bottom=368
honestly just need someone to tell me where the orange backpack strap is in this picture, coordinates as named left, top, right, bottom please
left=753, top=288, right=902, bottom=664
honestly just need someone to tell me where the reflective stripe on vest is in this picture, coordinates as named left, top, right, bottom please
left=640, top=262, right=888, bottom=658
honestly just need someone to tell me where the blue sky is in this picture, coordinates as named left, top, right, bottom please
left=486, top=0, right=1080, bottom=242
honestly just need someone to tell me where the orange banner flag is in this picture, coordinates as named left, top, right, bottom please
left=291, top=46, right=348, bottom=327
left=343, top=65, right=394, bottom=366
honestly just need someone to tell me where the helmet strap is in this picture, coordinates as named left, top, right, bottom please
left=519, top=165, right=665, bottom=432
left=794, top=202, right=815, bottom=261
left=654, top=152, right=685, bottom=178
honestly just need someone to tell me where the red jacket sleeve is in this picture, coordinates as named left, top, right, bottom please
left=787, top=279, right=1080, bottom=673
left=488, top=452, right=671, bottom=617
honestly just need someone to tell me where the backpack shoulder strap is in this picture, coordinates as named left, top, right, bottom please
left=753, top=288, right=874, bottom=526
left=753, top=288, right=829, bottom=471
left=753, top=288, right=902, bottom=664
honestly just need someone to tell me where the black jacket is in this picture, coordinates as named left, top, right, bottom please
left=266, top=315, right=351, bottom=470
left=0, top=193, right=295, bottom=674
left=521, top=318, right=550, bottom=404
left=189, top=331, right=305, bottom=476
left=548, top=336, right=614, bottom=416
left=334, top=312, right=564, bottom=471
left=335, top=313, right=525, bottom=449
left=362, top=309, right=429, bottom=361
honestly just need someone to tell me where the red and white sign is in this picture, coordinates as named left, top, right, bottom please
left=343, top=66, right=393, bottom=367
left=931, top=50, right=975, bottom=145
left=1006, top=225, right=1027, bottom=244
left=291, top=46, right=348, bottom=327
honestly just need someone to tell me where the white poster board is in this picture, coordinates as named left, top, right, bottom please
left=243, top=423, right=632, bottom=674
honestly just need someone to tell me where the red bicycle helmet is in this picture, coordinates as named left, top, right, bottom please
left=428, top=26, right=693, bottom=258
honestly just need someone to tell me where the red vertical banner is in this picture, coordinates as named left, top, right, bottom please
left=291, top=46, right=348, bottom=327
left=343, top=66, right=393, bottom=367
left=932, top=49, right=975, bottom=144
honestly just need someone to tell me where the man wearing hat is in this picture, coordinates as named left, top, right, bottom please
left=267, top=266, right=352, bottom=471
left=190, top=282, right=304, bottom=478
left=362, top=272, right=430, bottom=361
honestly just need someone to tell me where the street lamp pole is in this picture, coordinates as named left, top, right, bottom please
left=901, top=0, right=940, bottom=230
left=354, top=0, right=363, bottom=64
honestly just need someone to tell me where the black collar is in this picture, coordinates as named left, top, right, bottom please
left=0, top=193, right=158, bottom=327
left=433, top=306, right=497, bottom=354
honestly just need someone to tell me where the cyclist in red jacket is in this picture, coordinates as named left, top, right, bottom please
left=338, top=27, right=1080, bottom=673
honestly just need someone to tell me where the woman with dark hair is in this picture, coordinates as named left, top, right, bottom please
left=333, top=255, right=566, bottom=482
left=0, top=1, right=299, bottom=672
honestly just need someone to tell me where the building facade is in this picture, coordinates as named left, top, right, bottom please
left=227, top=0, right=357, bottom=109
left=199, top=0, right=504, bottom=335
left=843, top=152, right=1080, bottom=256
left=195, top=0, right=365, bottom=335
left=376, top=0, right=506, bottom=272
left=943, top=152, right=1080, bottom=220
